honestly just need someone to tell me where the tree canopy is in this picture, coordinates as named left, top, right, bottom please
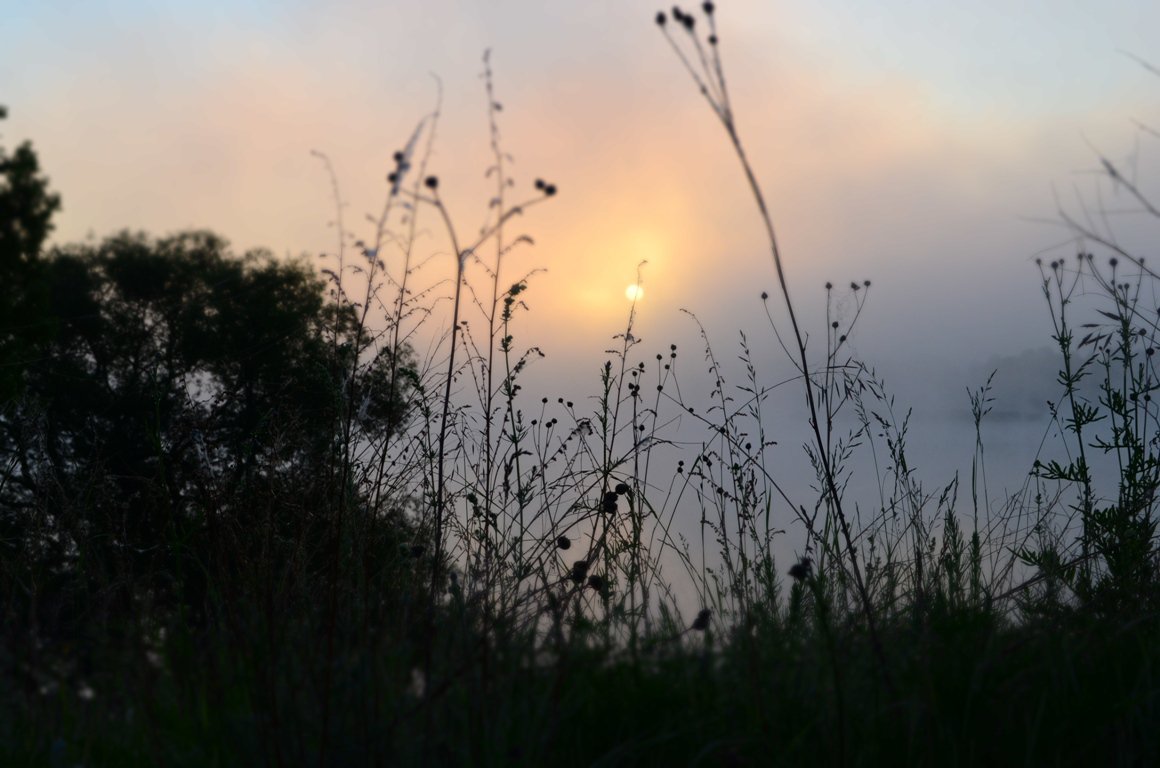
left=0, top=113, right=418, bottom=657
left=0, top=105, right=61, bottom=402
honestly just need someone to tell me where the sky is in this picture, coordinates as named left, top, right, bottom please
left=4, top=0, right=1160, bottom=502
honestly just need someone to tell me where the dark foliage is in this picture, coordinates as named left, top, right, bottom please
left=0, top=105, right=61, bottom=402
left=0, top=125, right=422, bottom=710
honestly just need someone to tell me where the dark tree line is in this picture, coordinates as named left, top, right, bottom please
left=0, top=108, right=420, bottom=686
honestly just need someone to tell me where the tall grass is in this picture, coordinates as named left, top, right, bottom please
left=5, top=5, right=1160, bottom=766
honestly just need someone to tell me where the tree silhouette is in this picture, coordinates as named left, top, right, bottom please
left=0, top=105, right=61, bottom=403
left=0, top=126, right=418, bottom=672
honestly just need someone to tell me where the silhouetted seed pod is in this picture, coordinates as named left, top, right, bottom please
left=789, top=557, right=813, bottom=582
left=544, top=183, right=557, bottom=196
left=424, top=176, right=439, bottom=190
left=535, top=178, right=545, bottom=190
left=587, top=574, right=605, bottom=592
left=571, top=560, right=589, bottom=583
left=692, top=608, right=711, bottom=631
left=556, top=536, right=571, bottom=550
left=602, top=491, right=619, bottom=513
left=656, top=10, right=667, bottom=25
left=702, top=1, right=714, bottom=14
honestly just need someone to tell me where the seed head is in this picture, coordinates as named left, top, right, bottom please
left=535, top=178, right=545, bottom=190
left=692, top=608, right=711, bottom=631
left=702, top=1, right=715, bottom=14
left=708, top=34, right=717, bottom=45
left=789, top=557, right=813, bottom=582
left=557, top=536, right=571, bottom=550
left=587, top=574, right=606, bottom=592
left=615, top=482, right=631, bottom=495
left=761, top=291, right=769, bottom=300
left=571, top=560, right=589, bottom=583
left=424, top=175, right=439, bottom=190
left=602, top=491, right=619, bottom=513
left=656, top=10, right=667, bottom=25
left=544, top=183, right=557, bottom=196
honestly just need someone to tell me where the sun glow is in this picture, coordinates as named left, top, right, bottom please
left=625, top=284, right=644, bottom=302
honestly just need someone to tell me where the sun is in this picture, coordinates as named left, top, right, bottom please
left=625, top=284, right=644, bottom=301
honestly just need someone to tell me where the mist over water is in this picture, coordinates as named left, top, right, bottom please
left=505, top=285, right=1126, bottom=611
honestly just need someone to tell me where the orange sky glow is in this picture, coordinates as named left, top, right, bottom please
left=4, top=0, right=1159, bottom=395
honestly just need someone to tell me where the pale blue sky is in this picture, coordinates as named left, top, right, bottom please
left=788, top=0, right=1159, bottom=115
